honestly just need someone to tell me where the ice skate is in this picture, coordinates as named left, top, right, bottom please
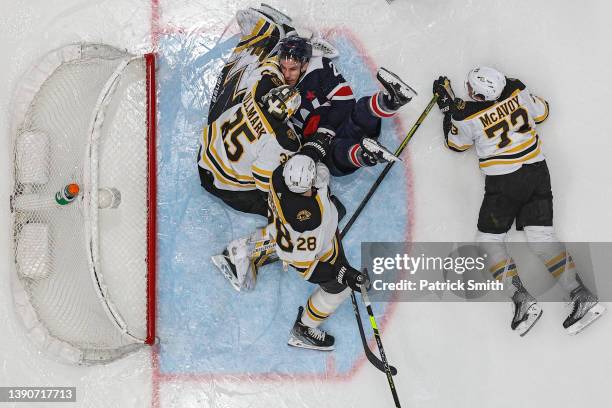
left=563, top=285, right=606, bottom=335
left=361, top=138, right=400, bottom=163
left=211, top=249, right=242, bottom=291
left=211, top=237, right=258, bottom=291
left=511, top=289, right=543, bottom=336
left=287, top=307, right=335, bottom=351
left=377, top=67, right=417, bottom=110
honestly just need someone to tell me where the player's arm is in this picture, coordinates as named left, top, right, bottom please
left=445, top=116, right=474, bottom=152
left=433, top=76, right=474, bottom=152
left=253, top=71, right=285, bottom=102
left=251, top=136, right=284, bottom=194
left=303, top=59, right=355, bottom=137
left=524, top=90, right=550, bottom=124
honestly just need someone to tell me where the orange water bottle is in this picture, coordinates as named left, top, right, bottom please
left=55, top=183, right=80, bottom=205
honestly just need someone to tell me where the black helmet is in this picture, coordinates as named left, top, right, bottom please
left=278, top=36, right=312, bottom=64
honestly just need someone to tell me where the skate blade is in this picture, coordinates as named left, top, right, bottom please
left=287, top=336, right=334, bottom=351
left=211, top=255, right=241, bottom=292
left=515, top=304, right=543, bottom=337
left=565, top=303, right=606, bottom=335
left=377, top=68, right=418, bottom=97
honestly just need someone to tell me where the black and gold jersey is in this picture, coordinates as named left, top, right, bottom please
left=447, top=78, right=550, bottom=175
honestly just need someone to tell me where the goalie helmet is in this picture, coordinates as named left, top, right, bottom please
left=261, top=85, right=301, bottom=121
left=278, top=35, right=312, bottom=64
left=465, top=66, right=506, bottom=101
left=283, top=154, right=316, bottom=194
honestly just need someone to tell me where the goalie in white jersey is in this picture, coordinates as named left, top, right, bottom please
left=433, top=66, right=604, bottom=336
left=199, top=7, right=307, bottom=217
left=212, top=150, right=369, bottom=351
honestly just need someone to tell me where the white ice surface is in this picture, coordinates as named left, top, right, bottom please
left=1, top=1, right=611, bottom=408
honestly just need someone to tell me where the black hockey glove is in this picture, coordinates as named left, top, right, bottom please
left=433, top=76, right=456, bottom=114
left=336, top=263, right=371, bottom=291
left=300, top=131, right=332, bottom=162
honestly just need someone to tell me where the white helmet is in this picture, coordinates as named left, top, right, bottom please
left=283, top=154, right=316, bottom=194
left=465, top=66, right=506, bottom=101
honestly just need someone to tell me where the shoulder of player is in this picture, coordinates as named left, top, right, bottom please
left=266, top=121, right=301, bottom=152
left=451, top=78, right=527, bottom=121
left=271, top=166, right=323, bottom=233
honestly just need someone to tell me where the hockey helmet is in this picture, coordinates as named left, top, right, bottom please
left=283, top=154, right=316, bottom=194
left=261, top=85, right=301, bottom=121
left=465, top=66, right=506, bottom=101
left=278, top=35, right=312, bottom=64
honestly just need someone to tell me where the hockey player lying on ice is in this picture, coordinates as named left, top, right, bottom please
left=212, top=145, right=370, bottom=351
left=200, top=4, right=417, bottom=217
left=197, top=8, right=303, bottom=217
left=433, top=66, right=605, bottom=336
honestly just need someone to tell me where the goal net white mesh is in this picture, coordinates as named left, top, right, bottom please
left=10, top=43, right=156, bottom=364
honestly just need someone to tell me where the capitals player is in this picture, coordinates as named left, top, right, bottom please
left=213, top=148, right=369, bottom=350
left=277, top=36, right=417, bottom=175
left=433, top=66, right=605, bottom=335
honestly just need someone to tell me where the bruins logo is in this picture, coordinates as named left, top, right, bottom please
left=287, top=128, right=297, bottom=141
left=296, top=209, right=311, bottom=222
left=455, top=99, right=466, bottom=110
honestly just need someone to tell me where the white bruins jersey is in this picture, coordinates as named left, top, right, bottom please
left=199, top=84, right=301, bottom=193
left=265, top=164, right=340, bottom=280
left=447, top=78, right=550, bottom=175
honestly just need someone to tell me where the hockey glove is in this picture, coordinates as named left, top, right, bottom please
left=336, top=263, right=371, bottom=291
left=433, top=76, right=456, bottom=114
left=301, top=131, right=332, bottom=162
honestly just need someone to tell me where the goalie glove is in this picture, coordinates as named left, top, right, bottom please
left=336, top=263, right=371, bottom=291
left=433, top=76, right=456, bottom=114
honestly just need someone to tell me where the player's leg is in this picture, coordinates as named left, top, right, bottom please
left=477, top=170, right=542, bottom=336
left=327, top=68, right=415, bottom=176
left=209, top=12, right=283, bottom=122
left=518, top=161, right=605, bottom=334
left=211, top=228, right=276, bottom=291
left=288, top=281, right=351, bottom=351
left=198, top=164, right=268, bottom=217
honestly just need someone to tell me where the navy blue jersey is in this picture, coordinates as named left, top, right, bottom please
left=291, top=56, right=356, bottom=137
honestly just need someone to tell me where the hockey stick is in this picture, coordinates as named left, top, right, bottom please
left=361, top=284, right=401, bottom=407
left=350, top=280, right=397, bottom=375
left=340, top=94, right=438, bottom=235
left=339, top=95, right=438, bottom=377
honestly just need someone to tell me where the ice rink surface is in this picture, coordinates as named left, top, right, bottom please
left=1, top=1, right=612, bottom=407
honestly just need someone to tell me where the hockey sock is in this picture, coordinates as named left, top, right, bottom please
left=369, top=92, right=397, bottom=119
left=301, top=287, right=351, bottom=328
left=347, top=144, right=375, bottom=168
left=477, top=231, right=525, bottom=297
left=525, top=226, right=581, bottom=293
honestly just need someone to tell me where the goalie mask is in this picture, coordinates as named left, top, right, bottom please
left=465, top=66, right=506, bottom=101
left=283, top=154, right=316, bottom=194
left=261, top=85, right=301, bottom=121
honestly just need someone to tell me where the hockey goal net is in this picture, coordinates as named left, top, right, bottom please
left=10, top=43, right=156, bottom=364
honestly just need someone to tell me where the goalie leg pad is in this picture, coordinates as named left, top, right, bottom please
left=212, top=232, right=263, bottom=291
